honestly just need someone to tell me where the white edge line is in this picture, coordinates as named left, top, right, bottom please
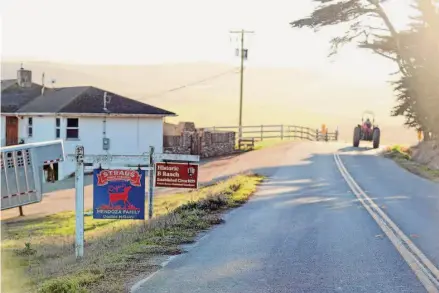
left=130, top=233, right=211, bottom=293
left=334, top=153, right=439, bottom=292
left=335, top=153, right=439, bottom=282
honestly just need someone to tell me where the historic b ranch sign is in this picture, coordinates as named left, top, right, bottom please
left=93, top=169, right=146, bottom=220
left=155, top=162, right=199, bottom=189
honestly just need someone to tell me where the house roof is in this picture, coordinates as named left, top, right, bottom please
left=1, top=80, right=44, bottom=113
left=55, top=86, right=175, bottom=116
left=1, top=79, right=17, bottom=91
left=2, top=83, right=176, bottom=116
left=17, top=86, right=88, bottom=113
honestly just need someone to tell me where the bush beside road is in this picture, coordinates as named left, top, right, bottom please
left=1, top=174, right=263, bottom=293
left=383, top=144, right=439, bottom=182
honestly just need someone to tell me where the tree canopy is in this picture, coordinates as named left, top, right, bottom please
left=291, top=0, right=439, bottom=139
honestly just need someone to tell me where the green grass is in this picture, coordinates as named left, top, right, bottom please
left=1, top=174, right=264, bottom=293
left=253, top=139, right=288, bottom=150
left=236, top=138, right=289, bottom=152
left=383, top=144, right=412, bottom=160
left=383, top=145, right=439, bottom=182
left=4, top=212, right=120, bottom=239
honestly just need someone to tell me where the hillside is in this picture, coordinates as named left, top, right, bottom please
left=1, top=61, right=417, bottom=144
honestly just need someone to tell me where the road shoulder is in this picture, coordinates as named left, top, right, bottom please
left=382, top=144, right=439, bottom=183
left=1, top=175, right=264, bottom=293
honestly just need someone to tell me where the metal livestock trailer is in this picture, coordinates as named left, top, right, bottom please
left=1, top=140, right=65, bottom=211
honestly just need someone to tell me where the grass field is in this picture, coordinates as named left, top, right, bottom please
left=254, top=138, right=295, bottom=150
left=1, top=174, right=264, bottom=293
left=383, top=145, right=439, bottom=182
left=235, top=138, right=290, bottom=152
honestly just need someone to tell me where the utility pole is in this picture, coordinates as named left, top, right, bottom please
left=230, top=29, right=254, bottom=140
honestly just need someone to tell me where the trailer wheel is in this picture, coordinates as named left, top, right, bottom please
left=353, top=126, right=361, bottom=147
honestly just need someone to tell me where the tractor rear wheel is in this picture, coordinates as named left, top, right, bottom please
left=372, top=128, right=380, bottom=149
left=353, top=126, right=361, bottom=147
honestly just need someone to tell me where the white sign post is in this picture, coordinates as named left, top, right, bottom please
left=74, top=146, right=85, bottom=259
left=148, top=146, right=155, bottom=219
left=69, top=146, right=199, bottom=260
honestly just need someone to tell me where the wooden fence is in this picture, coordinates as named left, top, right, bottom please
left=205, top=125, right=338, bottom=142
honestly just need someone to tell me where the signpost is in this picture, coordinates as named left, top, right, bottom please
left=148, top=146, right=155, bottom=219
left=68, top=146, right=200, bottom=260
left=155, top=162, right=199, bottom=189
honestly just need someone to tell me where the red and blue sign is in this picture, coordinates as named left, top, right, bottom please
left=93, top=169, right=146, bottom=220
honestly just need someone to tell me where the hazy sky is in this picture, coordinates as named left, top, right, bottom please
left=2, top=0, right=413, bottom=80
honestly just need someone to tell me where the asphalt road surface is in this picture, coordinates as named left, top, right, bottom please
left=135, top=142, right=439, bottom=293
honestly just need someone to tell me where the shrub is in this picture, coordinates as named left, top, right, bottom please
left=38, top=278, right=89, bottom=293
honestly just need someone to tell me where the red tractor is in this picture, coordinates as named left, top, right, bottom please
left=353, top=111, right=380, bottom=149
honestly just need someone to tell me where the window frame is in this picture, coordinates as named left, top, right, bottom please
left=55, top=118, right=61, bottom=139
left=66, top=118, right=79, bottom=140
left=27, top=117, right=33, bottom=138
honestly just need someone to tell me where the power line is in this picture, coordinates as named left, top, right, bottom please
left=138, top=68, right=239, bottom=101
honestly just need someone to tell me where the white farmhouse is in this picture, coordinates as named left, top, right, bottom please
left=1, top=66, right=176, bottom=180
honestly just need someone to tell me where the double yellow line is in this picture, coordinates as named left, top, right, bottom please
left=334, top=153, right=439, bottom=293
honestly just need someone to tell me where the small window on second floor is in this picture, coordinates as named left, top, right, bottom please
left=66, top=118, right=79, bottom=139
left=27, top=117, right=33, bottom=138
left=55, top=118, right=61, bottom=138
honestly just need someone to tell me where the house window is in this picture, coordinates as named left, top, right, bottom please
left=66, top=118, right=79, bottom=139
left=27, top=117, right=33, bottom=137
left=55, top=118, right=61, bottom=138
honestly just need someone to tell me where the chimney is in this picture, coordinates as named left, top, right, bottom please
left=17, top=64, right=32, bottom=88
left=103, top=92, right=111, bottom=112
left=41, top=72, right=45, bottom=95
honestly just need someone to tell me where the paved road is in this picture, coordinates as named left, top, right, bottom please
left=338, top=146, right=439, bottom=277
left=1, top=141, right=295, bottom=221
left=135, top=141, right=439, bottom=293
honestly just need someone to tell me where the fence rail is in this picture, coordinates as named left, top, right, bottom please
left=206, top=125, right=338, bottom=142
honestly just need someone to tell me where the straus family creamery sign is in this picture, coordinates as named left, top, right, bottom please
left=93, top=169, right=146, bottom=220
left=154, top=162, right=199, bottom=189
